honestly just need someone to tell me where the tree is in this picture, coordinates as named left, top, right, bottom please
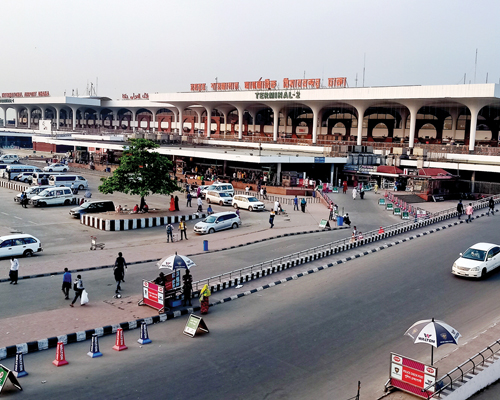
left=99, top=138, right=179, bottom=208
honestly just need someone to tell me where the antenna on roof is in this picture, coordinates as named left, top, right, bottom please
left=474, top=48, right=478, bottom=84
left=362, top=53, right=366, bottom=87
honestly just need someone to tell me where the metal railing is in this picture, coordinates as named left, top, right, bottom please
left=422, top=339, right=500, bottom=399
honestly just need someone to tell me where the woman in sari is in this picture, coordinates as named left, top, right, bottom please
left=199, top=284, right=211, bottom=314
left=169, top=195, right=175, bottom=212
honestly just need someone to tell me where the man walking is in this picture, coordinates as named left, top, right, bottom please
left=114, top=263, right=124, bottom=294
left=70, top=275, right=84, bottom=307
left=166, top=222, right=174, bottom=242
left=465, top=203, right=473, bottom=223
left=114, top=252, right=127, bottom=283
left=487, top=197, right=495, bottom=216
left=179, top=217, right=188, bottom=240
left=457, top=200, right=464, bottom=220
left=293, top=195, right=299, bottom=211
left=186, top=192, right=192, bottom=207
left=62, top=268, right=72, bottom=299
left=197, top=196, right=203, bottom=213
left=269, top=210, right=275, bottom=228
left=182, top=270, right=193, bottom=307
left=9, top=258, right=19, bottom=285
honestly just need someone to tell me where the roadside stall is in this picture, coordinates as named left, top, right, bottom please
left=403, top=168, right=456, bottom=201
left=368, top=166, right=403, bottom=190
left=138, top=253, right=195, bottom=313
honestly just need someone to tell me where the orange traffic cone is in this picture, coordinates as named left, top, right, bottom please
left=52, top=341, right=69, bottom=366
left=378, top=226, right=385, bottom=234
left=112, top=328, right=128, bottom=351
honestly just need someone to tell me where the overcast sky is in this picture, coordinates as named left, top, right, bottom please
left=2, top=0, right=499, bottom=98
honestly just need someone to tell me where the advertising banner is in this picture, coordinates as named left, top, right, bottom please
left=389, top=353, right=436, bottom=398
left=142, top=280, right=164, bottom=311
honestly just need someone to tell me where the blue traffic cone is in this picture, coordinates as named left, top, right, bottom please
left=138, top=322, right=152, bottom=345
left=14, top=352, right=28, bottom=377
left=87, top=334, right=103, bottom=358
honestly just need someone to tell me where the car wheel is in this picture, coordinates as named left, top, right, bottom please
left=39, top=201, right=46, bottom=207
left=219, top=201, right=224, bottom=206
left=481, top=268, right=488, bottom=279
left=208, top=228, right=215, bottom=234
left=79, top=185, right=84, bottom=190
left=232, top=223, right=238, bottom=229
left=233, top=203, right=238, bottom=209
left=64, top=199, right=70, bottom=205
left=63, top=168, right=68, bottom=172
left=48, top=169, right=53, bottom=172
left=23, top=249, right=33, bottom=257
left=24, top=179, right=28, bottom=183
left=248, top=206, right=253, bottom=211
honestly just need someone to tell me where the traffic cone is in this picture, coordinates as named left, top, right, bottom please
left=87, top=334, right=103, bottom=358
left=14, top=352, right=28, bottom=377
left=112, top=328, right=128, bottom=351
left=137, top=322, right=152, bottom=345
left=52, top=341, right=69, bottom=366
left=378, top=226, right=385, bottom=234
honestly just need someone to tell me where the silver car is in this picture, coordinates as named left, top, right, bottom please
left=194, top=211, right=241, bottom=234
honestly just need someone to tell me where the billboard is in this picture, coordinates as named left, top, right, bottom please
left=389, top=353, right=437, bottom=398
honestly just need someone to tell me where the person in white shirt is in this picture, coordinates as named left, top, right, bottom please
left=197, top=197, right=203, bottom=213
left=245, top=186, right=250, bottom=194
left=9, top=258, right=19, bottom=284
left=274, top=200, right=280, bottom=214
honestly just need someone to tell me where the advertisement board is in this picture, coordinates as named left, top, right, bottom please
left=389, top=353, right=436, bottom=398
left=142, top=280, right=164, bottom=311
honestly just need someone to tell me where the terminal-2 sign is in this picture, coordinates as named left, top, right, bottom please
left=255, top=91, right=300, bottom=100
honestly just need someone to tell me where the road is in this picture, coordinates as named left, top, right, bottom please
left=2, top=208, right=500, bottom=399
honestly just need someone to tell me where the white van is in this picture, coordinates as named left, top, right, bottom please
left=3, top=165, right=42, bottom=180
left=32, top=172, right=65, bottom=185
left=206, top=190, right=233, bottom=206
left=15, top=185, right=55, bottom=202
left=30, top=187, right=74, bottom=207
left=0, top=154, right=20, bottom=164
left=201, top=183, right=234, bottom=198
left=48, top=174, right=88, bottom=190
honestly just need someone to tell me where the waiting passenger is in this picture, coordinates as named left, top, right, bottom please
left=115, top=205, right=123, bottom=214
left=207, top=205, right=214, bottom=215
left=132, top=204, right=139, bottom=214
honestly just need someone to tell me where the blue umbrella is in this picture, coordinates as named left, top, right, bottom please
left=157, top=252, right=196, bottom=271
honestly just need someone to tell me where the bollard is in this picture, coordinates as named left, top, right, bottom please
left=112, top=328, right=128, bottom=351
left=138, top=322, right=152, bottom=345
left=14, top=352, right=28, bottom=377
left=203, top=240, right=208, bottom=251
left=52, top=341, right=69, bottom=366
left=88, top=334, right=103, bottom=358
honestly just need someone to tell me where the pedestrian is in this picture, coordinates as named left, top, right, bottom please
left=465, top=203, right=473, bottom=223
left=169, top=195, right=175, bottom=212
left=360, top=187, right=365, bottom=200
left=274, top=200, right=280, bottom=215
left=352, top=187, right=357, bottom=200
left=293, top=195, right=299, bottom=211
left=166, top=222, right=174, bottom=242
left=353, top=226, right=358, bottom=236
left=343, top=181, right=348, bottom=194
left=269, top=210, right=275, bottom=228
left=114, top=252, right=127, bottom=283
left=179, top=217, right=188, bottom=240
left=197, top=196, right=203, bottom=213
left=199, top=284, right=211, bottom=314
left=70, top=275, right=84, bottom=307
left=329, top=203, right=334, bottom=220
left=456, top=200, right=464, bottom=220
left=113, top=263, right=124, bottom=294
left=182, top=270, right=193, bottom=307
left=186, top=192, right=192, bottom=207
left=174, top=195, right=180, bottom=211
left=20, top=192, right=27, bottom=208
left=263, top=187, right=267, bottom=200
left=260, top=187, right=264, bottom=198
left=374, top=183, right=379, bottom=194
left=197, top=186, right=201, bottom=198
left=245, top=186, right=250, bottom=195
left=487, top=197, right=495, bottom=216
left=62, top=267, right=72, bottom=299
left=344, top=213, right=351, bottom=227
left=9, top=257, right=19, bottom=285
left=300, top=198, right=307, bottom=213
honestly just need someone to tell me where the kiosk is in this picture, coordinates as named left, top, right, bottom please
left=139, top=269, right=182, bottom=313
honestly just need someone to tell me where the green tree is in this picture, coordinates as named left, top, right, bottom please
left=99, top=138, right=179, bottom=208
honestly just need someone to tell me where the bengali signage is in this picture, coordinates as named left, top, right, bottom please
left=122, top=93, right=149, bottom=100
left=183, top=314, right=209, bottom=338
left=2, top=91, right=49, bottom=98
left=142, top=280, right=164, bottom=311
left=389, top=353, right=436, bottom=398
left=402, top=211, right=410, bottom=219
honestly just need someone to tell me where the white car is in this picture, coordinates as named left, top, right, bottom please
left=232, top=195, right=265, bottom=211
left=0, top=234, right=43, bottom=258
left=206, top=190, right=233, bottom=206
left=452, top=242, right=500, bottom=279
left=14, top=172, right=34, bottom=183
left=194, top=211, right=241, bottom=234
left=43, top=163, right=69, bottom=172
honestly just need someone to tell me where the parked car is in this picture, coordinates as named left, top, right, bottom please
left=201, top=183, right=234, bottom=198
left=3, top=165, right=42, bottom=180
left=193, top=211, right=241, bottom=234
left=190, top=185, right=209, bottom=198
left=14, top=185, right=55, bottom=202
left=69, top=200, right=115, bottom=218
left=30, top=187, right=74, bottom=207
left=48, top=174, right=88, bottom=190
left=452, top=242, right=500, bottom=279
left=205, top=190, right=232, bottom=206
left=43, top=163, right=69, bottom=172
left=14, top=172, right=34, bottom=183
left=232, top=195, right=265, bottom=211
left=0, top=154, right=20, bottom=164
left=0, top=234, right=43, bottom=258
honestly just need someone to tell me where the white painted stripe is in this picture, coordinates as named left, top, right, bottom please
left=0, top=348, right=6, bottom=360
left=128, top=321, right=137, bottom=330
left=16, top=343, right=28, bottom=354
left=95, top=327, right=104, bottom=337
left=111, top=324, right=120, bottom=333
left=144, top=317, right=153, bottom=325
left=76, top=331, right=86, bottom=341
left=171, top=311, right=180, bottom=319
left=1, top=212, right=9, bottom=215
left=57, top=335, right=68, bottom=344
left=37, top=339, right=48, bottom=350
left=14, top=216, right=22, bottom=220
left=28, top=221, right=38, bottom=224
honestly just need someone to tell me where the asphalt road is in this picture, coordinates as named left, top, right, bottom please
left=2, top=211, right=500, bottom=399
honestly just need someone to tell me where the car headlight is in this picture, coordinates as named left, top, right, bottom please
left=453, top=262, right=457, bottom=269
left=470, top=267, right=479, bottom=272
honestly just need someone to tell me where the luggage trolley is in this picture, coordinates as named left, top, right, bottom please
left=90, top=235, right=105, bottom=250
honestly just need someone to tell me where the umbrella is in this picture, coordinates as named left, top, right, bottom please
left=157, top=252, right=196, bottom=271
left=404, top=318, right=461, bottom=365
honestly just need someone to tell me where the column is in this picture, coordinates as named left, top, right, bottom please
left=451, top=113, right=458, bottom=140
left=132, top=110, right=137, bottom=132
left=236, top=106, right=244, bottom=140
left=71, top=107, right=78, bottom=130
left=271, top=105, right=280, bottom=142
left=0, top=107, right=5, bottom=127
left=27, top=108, right=32, bottom=129
left=407, top=104, right=420, bottom=149
left=355, top=105, right=367, bottom=146
left=15, top=109, right=19, bottom=127
left=330, top=163, right=334, bottom=185
left=310, top=105, right=321, bottom=144
left=471, top=170, right=476, bottom=193
left=152, top=111, right=156, bottom=133
left=222, top=111, right=228, bottom=137
left=204, top=106, right=212, bottom=138
left=56, top=107, right=60, bottom=129
left=468, top=106, right=480, bottom=152
left=399, top=109, right=408, bottom=142
left=113, top=110, right=118, bottom=130
left=195, top=110, right=203, bottom=134
left=276, top=162, right=282, bottom=185
left=177, top=107, right=183, bottom=135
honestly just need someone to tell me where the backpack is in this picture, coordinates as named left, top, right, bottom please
left=73, top=281, right=78, bottom=291
left=166, top=225, right=173, bottom=234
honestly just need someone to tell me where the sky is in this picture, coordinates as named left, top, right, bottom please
left=2, top=0, right=500, bottom=99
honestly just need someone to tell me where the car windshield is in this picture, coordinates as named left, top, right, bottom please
left=204, top=216, right=217, bottom=223
left=206, top=185, right=216, bottom=190
left=80, top=202, right=91, bottom=209
left=248, top=197, right=259, bottom=202
left=462, top=248, right=487, bottom=261
left=38, top=189, right=50, bottom=197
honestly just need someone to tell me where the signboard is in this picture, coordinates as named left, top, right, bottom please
left=314, top=157, right=325, bottom=163
left=319, top=219, right=330, bottom=229
left=0, top=364, right=22, bottom=394
left=378, top=198, right=386, bottom=205
left=402, top=211, right=410, bottom=219
left=332, top=187, right=339, bottom=193
left=183, top=314, right=209, bottom=338
left=164, top=270, right=181, bottom=291
left=386, top=203, right=394, bottom=211
left=389, top=354, right=436, bottom=398
left=394, top=208, right=402, bottom=216
left=416, top=210, right=427, bottom=220
left=142, top=280, right=164, bottom=311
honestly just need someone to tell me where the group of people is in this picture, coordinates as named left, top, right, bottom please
left=292, top=196, right=307, bottom=212
left=165, top=217, right=188, bottom=242
left=456, top=197, right=496, bottom=222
